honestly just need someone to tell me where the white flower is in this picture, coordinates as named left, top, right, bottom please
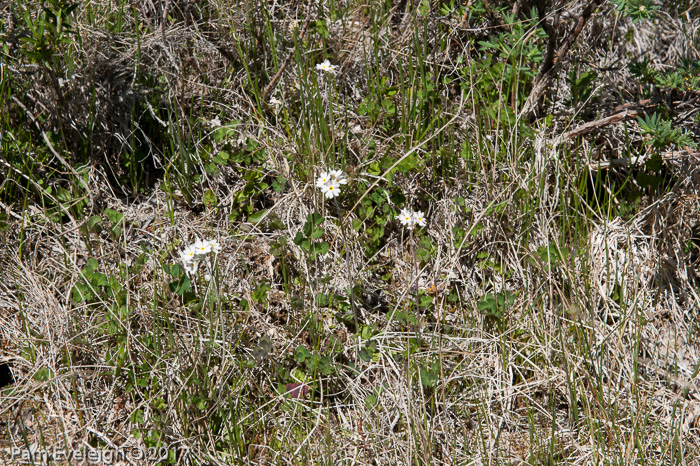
left=316, top=171, right=331, bottom=188
left=206, top=239, right=221, bottom=254
left=397, top=209, right=415, bottom=229
left=269, top=96, right=283, bottom=110
left=396, top=208, right=427, bottom=229
left=210, top=116, right=222, bottom=127
left=412, top=211, right=426, bottom=227
left=183, top=261, right=198, bottom=276
left=194, top=239, right=212, bottom=255
left=204, top=273, right=212, bottom=282
left=316, top=167, right=347, bottom=199
left=329, top=169, right=348, bottom=185
left=320, top=179, right=341, bottom=198
left=180, top=244, right=197, bottom=263
left=315, top=59, right=338, bottom=75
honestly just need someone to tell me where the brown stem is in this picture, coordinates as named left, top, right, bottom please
left=521, top=0, right=605, bottom=119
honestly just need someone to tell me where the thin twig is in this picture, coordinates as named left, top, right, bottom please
left=521, top=0, right=605, bottom=119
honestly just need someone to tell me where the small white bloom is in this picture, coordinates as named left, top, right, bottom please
left=396, top=208, right=427, bottom=229
left=315, top=59, right=338, bottom=75
left=180, top=244, right=197, bottom=263
left=412, top=211, right=426, bottom=227
left=321, top=179, right=341, bottom=198
left=397, top=209, right=415, bottom=229
left=204, top=273, right=212, bottom=282
left=210, top=116, right=222, bottom=127
left=639, top=5, right=646, bottom=12
left=329, top=169, right=348, bottom=185
left=206, top=239, right=222, bottom=254
left=184, top=261, right=198, bottom=276
left=194, top=239, right=212, bottom=255
left=269, top=96, right=283, bottom=108
left=316, top=171, right=331, bottom=188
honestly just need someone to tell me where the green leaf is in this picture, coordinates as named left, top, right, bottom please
left=104, top=208, right=123, bottom=225
left=91, top=272, right=108, bottom=288
left=248, top=209, right=268, bottom=224
left=470, top=223, right=484, bottom=235
left=310, top=242, right=329, bottom=259
left=420, top=367, right=438, bottom=388
left=87, top=215, right=101, bottom=231
left=310, top=227, right=324, bottom=239
left=252, top=283, right=271, bottom=303
left=84, top=257, right=99, bottom=274
left=130, top=409, right=144, bottom=424
left=293, top=231, right=306, bottom=246
left=170, top=276, right=191, bottom=296
left=267, top=213, right=285, bottom=230
left=295, top=346, right=311, bottom=363
left=536, top=244, right=568, bottom=264
left=310, top=213, right=324, bottom=226
left=316, top=292, right=330, bottom=307
left=213, top=151, right=229, bottom=165
left=71, top=283, right=92, bottom=303
left=645, top=153, right=663, bottom=172
left=212, top=122, right=240, bottom=142
left=351, top=218, right=363, bottom=232
left=272, top=176, right=287, bottom=193
left=320, top=356, right=334, bottom=375
left=477, top=295, right=497, bottom=313
left=33, top=367, right=53, bottom=382
left=202, top=189, right=218, bottom=207
left=396, top=154, right=418, bottom=172
left=365, top=394, right=378, bottom=409
left=170, top=264, right=182, bottom=278
left=151, top=398, right=167, bottom=410
left=359, top=349, right=372, bottom=362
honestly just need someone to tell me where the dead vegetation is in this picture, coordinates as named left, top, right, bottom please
left=1, top=0, right=700, bottom=464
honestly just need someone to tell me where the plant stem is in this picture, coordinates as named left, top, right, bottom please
left=411, top=229, right=421, bottom=350
left=333, top=198, right=358, bottom=332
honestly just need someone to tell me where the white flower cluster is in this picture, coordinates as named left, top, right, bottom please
left=180, top=238, right=221, bottom=277
left=396, top=209, right=427, bottom=230
left=269, top=96, right=283, bottom=113
left=315, top=59, right=338, bottom=75
left=316, top=169, right=348, bottom=199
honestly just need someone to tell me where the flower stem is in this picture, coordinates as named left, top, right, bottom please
left=333, top=198, right=358, bottom=332
left=410, top=229, right=421, bottom=350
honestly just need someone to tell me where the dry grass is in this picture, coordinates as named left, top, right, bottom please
left=1, top=0, right=700, bottom=464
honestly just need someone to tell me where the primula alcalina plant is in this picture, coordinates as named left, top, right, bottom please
left=396, top=208, right=427, bottom=230
left=316, top=169, right=347, bottom=199
left=315, top=59, right=338, bottom=75
left=180, top=238, right=221, bottom=278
